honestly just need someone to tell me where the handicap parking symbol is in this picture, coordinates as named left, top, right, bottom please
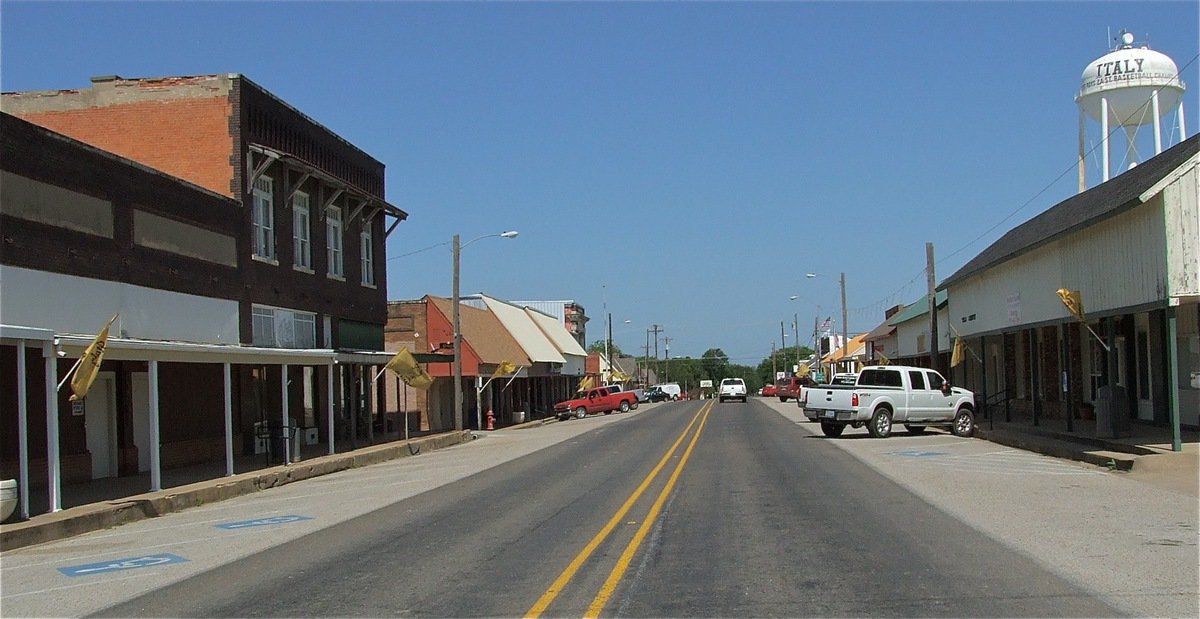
left=889, top=450, right=948, bottom=458
left=59, top=553, right=188, bottom=577
left=215, top=515, right=312, bottom=530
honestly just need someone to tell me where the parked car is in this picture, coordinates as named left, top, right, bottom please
left=646, top=387, right=672, bottom=402
left=803, top=366, right=976, bottom=438
left=718, top=378, right=748, bottom=403
left=554, top=386, right=638, bottom=420
left=761, top=384, right=779, bottom=397
left=777, top=375, right=816, bottom=402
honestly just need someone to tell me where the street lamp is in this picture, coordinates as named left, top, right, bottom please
left=453, top=230, right=518, bottom=431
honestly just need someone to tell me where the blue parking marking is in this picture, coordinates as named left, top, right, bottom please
left=889, top=450, right=948, bottom=458
left=59, top=553, right=188, bottom=577
left=214, top=515, right=312, bottom=530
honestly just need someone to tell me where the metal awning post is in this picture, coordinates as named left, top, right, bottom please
left=149, top=360, right=161, bottom=492
left=16, top=340, right=30, bottom=519
left=282, top=363, right=290, bottom=465
left=44, top=342, right=61, bottom=512
left=327, top=363, right=336, bottom=456
left=224, top=362, right=234, bottom=477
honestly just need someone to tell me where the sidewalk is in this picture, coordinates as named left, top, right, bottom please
left=973, top=414, right=1198, bottom=496
left=0, top=430, right=476, bottom=552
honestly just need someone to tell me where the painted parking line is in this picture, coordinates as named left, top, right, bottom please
left=59, top=553, right=188, bottom=577
left=214, top=515, right=313, bottom=530
left=888, top=449, right=1104, bottom=476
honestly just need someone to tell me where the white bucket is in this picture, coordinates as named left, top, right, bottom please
left=1, top=479, right=17, bottom=522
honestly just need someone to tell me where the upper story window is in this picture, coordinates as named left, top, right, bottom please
left=327, top=205, right=344, bottom=279
left=293, top=191, right=311, bottom=271
left=360, top=225, right=375, bottom=286
left=252, top=305, right=317, bottom=349
left=252, top=176, right=275, bottom=261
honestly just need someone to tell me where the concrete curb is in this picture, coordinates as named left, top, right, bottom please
left=974, top=426, right=1135, bottom=471
left=0, top=431, right=474, bottom=553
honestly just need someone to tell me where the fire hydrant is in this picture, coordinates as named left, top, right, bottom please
left=486, top=409, right=495, bottom=431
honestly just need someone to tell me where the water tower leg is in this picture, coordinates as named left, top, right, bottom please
left=1078, top=108, right=1087, bottom=193
left=1179, top=101, right=1187, bottom=141
left=1101, top=97, right=1110, bottom=182
left=1152, top=90, right=1162, bottom=155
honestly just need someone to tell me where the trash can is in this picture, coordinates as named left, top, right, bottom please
left=512, top=410, right=526, bottom=424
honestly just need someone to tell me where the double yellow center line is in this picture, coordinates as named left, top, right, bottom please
left=525, top=400, right=715, bottom=619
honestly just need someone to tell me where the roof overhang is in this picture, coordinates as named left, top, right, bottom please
left=248, top=143, right=408, bottom=236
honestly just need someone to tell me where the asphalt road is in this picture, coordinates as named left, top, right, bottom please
left=89, top=399, right=1120, bottom=618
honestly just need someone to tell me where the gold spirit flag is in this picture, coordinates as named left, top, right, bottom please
left=577, top=375, right=595, bottom=392
left=385, top=348, right=433, bottom=390
left=1056, top=289, right=1085, bottom=322
left=70, top=314, right=119, bottom=401
left=491, top=361, right=519, bottom=380
left=950, top=336, right=965, bottom=368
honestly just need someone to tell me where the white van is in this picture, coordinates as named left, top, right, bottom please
left=651, top=383, right=682, bottom=400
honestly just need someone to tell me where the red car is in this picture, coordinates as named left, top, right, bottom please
left=761, top=384, right=779, bottom=397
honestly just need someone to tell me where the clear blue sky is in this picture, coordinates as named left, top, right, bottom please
left=3, top=1, right=1197, bottom=365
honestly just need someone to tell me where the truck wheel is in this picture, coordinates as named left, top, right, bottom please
left=867, top=408, right=893, bottom=438
left=905, top=425, right=926, bottom=435
left=619, top=401, right=630, bottom=413
left=779, top=396, right=789, bottom=402
left=820, top=422, right=844, bottom=437
left=952, top=408, right=975, bottom=437
left=574, top=407, right=587, bottom=420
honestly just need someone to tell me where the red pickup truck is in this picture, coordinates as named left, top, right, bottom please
left=554, top=386, right=637, bottom=420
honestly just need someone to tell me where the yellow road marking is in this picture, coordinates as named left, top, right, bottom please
left=524, top=400, right=714, bottom=619
left=584, top=402, right=712, bottom=618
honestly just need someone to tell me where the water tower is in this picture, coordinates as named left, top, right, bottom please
left=1076, top=30, right=1187, bottom=189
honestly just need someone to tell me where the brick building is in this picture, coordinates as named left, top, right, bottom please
left=1, top=74, right=408, bottom=517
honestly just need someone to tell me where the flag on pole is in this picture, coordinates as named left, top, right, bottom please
left=610, top=369, right=631, bottom=383
left=491, top=361, right=519, bottom=379
left=69, top=314, right=119, bottom=401
left=1056, top=289, right=1086, bottom=322
left=950, top=336, right=964, bottom=368
left=577, top=375, right=595, bottom=392
left=385, top=348, right=433, bottom=390
left=877, top=352, right=891, bottom=366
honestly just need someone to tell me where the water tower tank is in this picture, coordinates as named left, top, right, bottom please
left=1076, top=31, right=1185, bottom=127
left=1075, top=30, right=1188, bottom=187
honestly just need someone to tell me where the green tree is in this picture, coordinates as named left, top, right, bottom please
left=700, top=348, right=730, bottom=384
left=587, top=339, right=623, bottom=358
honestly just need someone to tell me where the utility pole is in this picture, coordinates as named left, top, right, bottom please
left=794, top=313, right=800, bottom=371
left=644, top=329, right=650, bottom=386
left=840, top=272, right=848, bottom=370
left=664, top=337, right=672, bottom=382
left=771, top=342, right=777, bottom=380
left=927, top=242, right=940, bottom=374
left=650, top=324, right=663, bottom=382
left=780, top=321, right=787, bottom=375
left=813, top=315, right=820, bottom=379
left=452, top=234, right=462, bottom=432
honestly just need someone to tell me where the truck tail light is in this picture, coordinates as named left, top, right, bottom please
left=852, top=393, right=859, bottom=407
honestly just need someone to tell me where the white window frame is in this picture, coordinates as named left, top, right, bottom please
left=327, top=205, right=344, bottom=279
left=251, top=304, right=317, bottom=349
left=252, top=176, right=276, bottom=262
left=293, top=191, right=312, bottom=272
left=360, top=225, right=375, bottom=287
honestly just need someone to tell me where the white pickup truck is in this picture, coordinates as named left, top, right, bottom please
left=803, top=366, right=976, bottom=438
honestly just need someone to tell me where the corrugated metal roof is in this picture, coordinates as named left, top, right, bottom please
left=941, top=135, right=1198, bottom=290
left=429, top=296, right=530, bottom=367
left=888, top=290, right=948, bottom=326
left=525, top=307, right=587, bottom=358
left=480, top=295, right=565, bottom=363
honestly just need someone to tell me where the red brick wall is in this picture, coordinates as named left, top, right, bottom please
left=15, top=97, right=235, bottom=197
